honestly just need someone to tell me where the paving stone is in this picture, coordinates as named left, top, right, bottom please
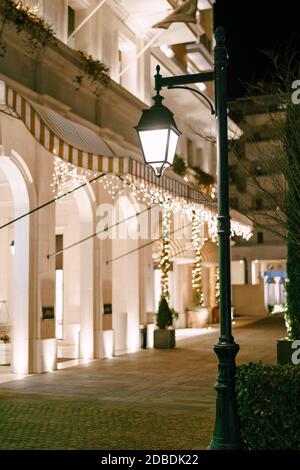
left=0, top=314, right=285, bottom=449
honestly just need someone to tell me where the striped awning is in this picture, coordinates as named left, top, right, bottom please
left=1, top=81, right=252, bottom=233
left=2, top=81, right=214, bottom=207
left=4, top=84, right=128, bottom=174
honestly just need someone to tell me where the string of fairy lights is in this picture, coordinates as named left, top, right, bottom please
left=191, top=211, right=204, bottom=307
left=51, top=157, right=97, bottom=199
left=51, top=161, right=252, bottom=302
left=51, top=162, right=252, bottom=241
left=160, top=207, right=171, bottom=302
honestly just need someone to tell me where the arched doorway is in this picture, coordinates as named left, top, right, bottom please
left=0, top=156, right=30, bottom=374
left=112, top=193, right=140, bottom=354
left=55, top=186, right=94, bottom=362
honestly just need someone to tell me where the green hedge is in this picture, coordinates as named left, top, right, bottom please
left=236, top=363, right=300, bottom=450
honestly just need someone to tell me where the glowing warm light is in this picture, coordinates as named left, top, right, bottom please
left=146, top=324, right=155, bottom=348
left=101, top=330, right=114, bottom=358
left=55, top=269, right=63, bottom=340
left=135, top=82, right=181, bottom=177
left=42, top=339, right=57, bottom=372
left=191, top=212, right=204, bottom=306
left=160, top=45, right=175, bottom=59
left=51, top=157, right=97, bottom=199
left=138, top=129, right=179, bottom=176
left=160, top=207, right=171, bottom=301
left=13, top=352, right=28, bottom=376
left=0, top=80, right=5, bottom=104
left=79, top=329, right=94, bottom=360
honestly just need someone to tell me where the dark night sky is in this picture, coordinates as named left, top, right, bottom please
left=213, top=0, right=300, bottom=99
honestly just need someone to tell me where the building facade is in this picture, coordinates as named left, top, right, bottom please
left=0, top=0, right=251, bottom=374
left=229, top=95, right=287, bottom=317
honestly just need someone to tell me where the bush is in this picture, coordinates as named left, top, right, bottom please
left=157, top=297, right=173, bottom=329
left=236, top=362, right=300, bottom=449
left=172, top=155, right=186, bottom=176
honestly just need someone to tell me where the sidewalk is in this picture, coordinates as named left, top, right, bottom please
left=0, top=314, right=286, bottom=450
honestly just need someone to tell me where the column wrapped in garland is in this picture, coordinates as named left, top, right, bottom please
left=160, top=207, right=171, bottom=302
left=191, top=211, right=204, bottom=306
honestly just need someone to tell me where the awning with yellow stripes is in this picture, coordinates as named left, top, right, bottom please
left=3, top=81, right=213, bottom=207
left=4, top=83, right=128, bottom=175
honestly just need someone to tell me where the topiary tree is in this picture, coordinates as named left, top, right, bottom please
left=157, top=297, right=173, bottom=329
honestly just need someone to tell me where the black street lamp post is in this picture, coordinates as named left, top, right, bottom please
left=135, top=27, right=241, bottom=450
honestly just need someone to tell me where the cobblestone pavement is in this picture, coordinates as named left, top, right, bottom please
left=0, top=314, right=285, bottom=450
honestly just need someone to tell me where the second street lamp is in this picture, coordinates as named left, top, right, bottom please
left=135, top=27, right=241, bottom=450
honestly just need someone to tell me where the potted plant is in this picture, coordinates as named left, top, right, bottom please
left=154, top=297, right=176, bottom=349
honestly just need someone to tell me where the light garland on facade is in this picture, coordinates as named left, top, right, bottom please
left=230, top=220, right=252, bottom=240
left=51, top=167, right=252, bottom=241
left=101, top=175, right=124, bottom=200
left=160, top=207, right=171, bottom=301
left=120, top=175, right=252, bottom=241
left=208, top=213, right=253, bottom=242
left=191, top=212, right=204, bottom=307
left=51, top=157, right=96, bottom=199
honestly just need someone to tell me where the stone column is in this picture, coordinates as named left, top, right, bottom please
left=112, top=195, right=140, bottom=354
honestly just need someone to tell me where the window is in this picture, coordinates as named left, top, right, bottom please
left=254, top=165, right=262, bottom=176
left=117, top=33, right=137, bottom=95
left=257, top=231, right=264, bottom=244
left=103, top=304, right=112, bottom=314
left=255, top=198, right=263, bottom=210
left=68, top=6, right=75, bottom=37
left=197, top=147, right=203, bottom=168
left=187, top=138, right=194, bottom=167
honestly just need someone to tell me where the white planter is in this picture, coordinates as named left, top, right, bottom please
left=41, top=338, right=57, bottom=372
left=0, top=342, right=11, bottom=365
left=187, top=307, right=210, bottom=328
left=99, top=330, right=115, bottom=359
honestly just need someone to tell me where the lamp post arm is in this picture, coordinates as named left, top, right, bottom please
left=155, top=70, right=214, bottom=91
left=167, top=85, right=215, bottom=115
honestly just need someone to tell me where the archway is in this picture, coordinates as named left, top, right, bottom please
left=112, top=193, right=140, bottom=354
left=0, top=156, right=30, bottom=374
left=55, top=186, right=94, bottom=362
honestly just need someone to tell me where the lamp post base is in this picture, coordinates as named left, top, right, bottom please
left=208, top=341, right=241, bottom=450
